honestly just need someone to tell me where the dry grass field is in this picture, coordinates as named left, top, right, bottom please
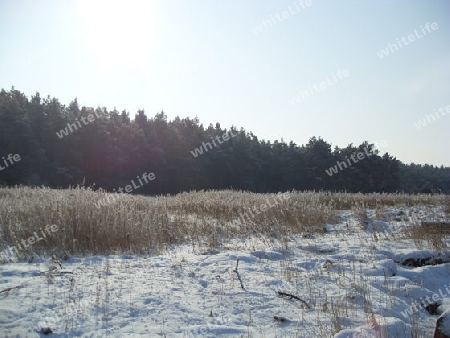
left=1, top=187, right=450, bottom=337
left=0, top=186, right=448, bottom=260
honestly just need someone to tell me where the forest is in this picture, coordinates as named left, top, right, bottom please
left=0, top=87, right=449, bottom=194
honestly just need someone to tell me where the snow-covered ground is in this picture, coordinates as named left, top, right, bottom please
left=0, top=206, right=449, bottom=337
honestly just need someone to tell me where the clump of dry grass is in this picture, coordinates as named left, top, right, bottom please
left=0, top=187, right=336, bottom=259
left=0, top=186, right=448, bottom=260
left=351, top=204, right=369, bottom=229
left=404, top=221, right=450, bottom=250
left=316, top=192, right=448, bottom=210
left=0, top=186, right=177, bottom=258
left=445, top=197, right=450, bottom=216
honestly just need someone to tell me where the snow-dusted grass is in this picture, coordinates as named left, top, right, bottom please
left=0, top=188, right=449, bottom=337
left=0, top=187, right=339, bottom=259
left=0, top=187, right=447, bottom=260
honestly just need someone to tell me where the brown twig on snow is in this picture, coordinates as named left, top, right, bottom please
left=277, top=291, right=311, bottom=309
left=0, top=285, right=22, bottom=294
left=233, top=259, right=245, bottom=290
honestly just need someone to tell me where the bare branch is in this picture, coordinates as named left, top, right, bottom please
left=277, top=291, right=310, bottom=309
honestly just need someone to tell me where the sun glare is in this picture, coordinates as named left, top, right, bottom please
left=77, top=0, right=156, bottom=73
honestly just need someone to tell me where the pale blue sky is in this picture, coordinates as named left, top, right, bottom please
left=1, top=0, right=449, bottom=166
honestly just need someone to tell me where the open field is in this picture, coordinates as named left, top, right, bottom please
left=0, top=187, right=449, bottom=337
left=1, top=187, right=448, bottom=258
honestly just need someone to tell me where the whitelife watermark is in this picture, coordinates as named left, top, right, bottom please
left=178, top=50, right=215, bottom=75
left=325, top=141, right=388, bottom=177
left=401, top=283, right=450, bottom=319
left=0, top=153, right=21, bottom=171
left=17, top=32, right=82, bottom=68
left=376, top=22, right=439, bottom=59
left=289, top=69, right=350, bottom=105
left=351, top=329, right=378, bottom=338
left=56, top=110, right=106, bottom=139
left=17, top=36, right=71, bottom=69
left=190, top=130, right=238, bottom=158
left=250, top=0, right=313, bottom=35
left=0, top=224, right=59, bottom=261
left=414, top=103, right=449, bottom=130
left=37, top=296, right=94, bottom=331
left=229, top=192, right=290, bottom=227
left=94, top=172, right=156, bottom=208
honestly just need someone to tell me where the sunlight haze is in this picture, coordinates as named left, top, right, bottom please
left=1, top=0, right=449, bottom=166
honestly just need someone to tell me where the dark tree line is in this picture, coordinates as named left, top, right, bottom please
left=0, top=88, right=449, bottom=194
